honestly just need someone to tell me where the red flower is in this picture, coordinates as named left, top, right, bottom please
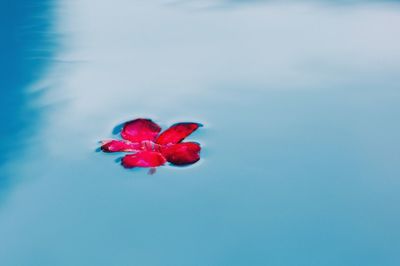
left=100, top=119, right=202, bottom=170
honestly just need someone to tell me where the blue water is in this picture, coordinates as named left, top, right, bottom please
left=1, top=1, right=400, bottom=265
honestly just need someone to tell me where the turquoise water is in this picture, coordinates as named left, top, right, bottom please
left=1, top=1, right=400, bottom=265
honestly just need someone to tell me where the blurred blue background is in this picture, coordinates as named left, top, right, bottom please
left=0, top=0, right=54, bottom=191
left=1, top=0, right=400, bottom=265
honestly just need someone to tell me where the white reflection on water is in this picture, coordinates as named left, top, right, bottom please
left=1, top=1, right=400, bottom=265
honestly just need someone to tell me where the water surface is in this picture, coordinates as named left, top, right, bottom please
left=1, top=1, right=400, bottom=265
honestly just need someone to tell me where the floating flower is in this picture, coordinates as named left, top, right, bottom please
left=100, top=119, right=202, bottom=171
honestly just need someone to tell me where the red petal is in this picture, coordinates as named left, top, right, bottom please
left=121, top=119, right=161, bottom=142
left=161, top=142, right=201, bottom=166
left=121, top=151, right=166, bottom=168
left=100, top=140, right=141, bottom=152
left=156, top=123, right=201, bottom=145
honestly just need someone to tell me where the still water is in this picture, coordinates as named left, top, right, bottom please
left=1, top=0, right=400, bottom=265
